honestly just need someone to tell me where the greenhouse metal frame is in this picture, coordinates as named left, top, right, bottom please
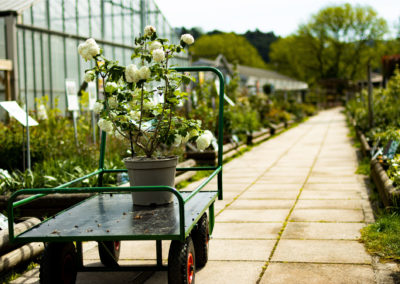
left=0, top=0, right=187, bottom=113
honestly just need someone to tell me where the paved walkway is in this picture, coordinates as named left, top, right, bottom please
left=12, top=108, right=375, bottom=283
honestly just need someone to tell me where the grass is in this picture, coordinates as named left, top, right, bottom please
left=361, top=213, right=400, bottom=261
left=356, top=157, right=371, bottom=175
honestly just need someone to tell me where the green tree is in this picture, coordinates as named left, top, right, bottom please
left=176, top=27, right=204, bottom=40
left=270, top=4, right=388, bottom=85
left=190, top=33, right=267, bottom=68
left=243, top=29, right=279, bottom=63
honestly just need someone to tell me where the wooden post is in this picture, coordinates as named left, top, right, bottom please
left=367, top=63, right=374, bottom=129
left=0, top=59, right=13, bottom=101
left=5, top=15, right=19, bottom=100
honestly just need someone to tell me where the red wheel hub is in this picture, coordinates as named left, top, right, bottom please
left=114, top=241, right=120, bottom=251
left=187, top=252, right=194, bottom=284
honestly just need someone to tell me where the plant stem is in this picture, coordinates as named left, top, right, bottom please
left=129, top=131, right=135, bottom=158
left=136, top=85, right=145, bottom=146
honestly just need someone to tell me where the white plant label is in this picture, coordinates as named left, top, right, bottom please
left=0, top=101, right=38, bottom=127
left=65, top=80, right=79, bottom=111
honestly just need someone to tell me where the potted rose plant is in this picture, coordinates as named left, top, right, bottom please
left=78, top=26, right=213, bottom=205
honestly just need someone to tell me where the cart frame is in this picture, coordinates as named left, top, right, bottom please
left=7, top=66, right=225, bottom=274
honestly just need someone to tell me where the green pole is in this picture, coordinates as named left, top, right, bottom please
left=76, top=0, right=81, bottom=82
left=22, top=29, right=31, bottom=170
left=172, top=66, right=224, bottom=200
left=40, top=32, right=45, bottom=98
left=30, top=6, right=37, bottom=112
left=62, top=0, right=68, bottom=115
left=46, top=0, right=54, bottom=108
left=101, top=0, right=105, bottom=39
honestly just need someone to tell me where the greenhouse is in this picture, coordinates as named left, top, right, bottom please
left=0, top=0, right=186, bottom=114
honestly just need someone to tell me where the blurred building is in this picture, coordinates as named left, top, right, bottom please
left=194, top=55, right=308, bottom=91
left=194, top=55, right=308, bottom=101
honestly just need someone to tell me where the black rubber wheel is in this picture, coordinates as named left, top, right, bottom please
left=191, top=213, right=209, bottom=268
left=98, top=241, right=121, bottom=267
left=168, top=236, right=196, bottom=284
left=39, top=242, right=77, bottom=284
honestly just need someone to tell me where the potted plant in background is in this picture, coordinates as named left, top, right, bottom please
left=78, top=26, right=213, bottom=205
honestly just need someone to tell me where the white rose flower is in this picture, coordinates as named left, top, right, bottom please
left=181, top=34, right=195, bottom=45
left=138, top=66, right=151, bottom=80
left=196, top=133, right=212, bottom=151
left=129, top=110, right=141, bottom=121
left=149, top=41, right=162, bottom=52
left=84, top=70, right=96, bottom=82
left=105, top=82, right=118, bottom=93
left=98, top=118, right=114, bottom=134
left=203, top=130, right=214, bottom=140
left=144, top=25, right=156, bottom=36
left=78, top=38, right=100, bottom=61
left=152, top=49, right=165, bottom=63
left=93, top=102, right=103, bottom=114
left=125, top=64, right=140, bottom=83
left=108, top=97, right=118, bottom=109
left=173, top=134, right=182, bottom=147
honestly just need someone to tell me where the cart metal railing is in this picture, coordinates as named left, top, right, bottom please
left=7, top=66, right=225, bottom=245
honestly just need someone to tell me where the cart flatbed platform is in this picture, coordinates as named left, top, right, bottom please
left=15, top=191, right=217, bottom=242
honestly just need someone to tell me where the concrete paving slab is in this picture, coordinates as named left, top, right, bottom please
left=214, top=200, right=231, bottom=214
left=300, top=190, right=361, bottom=200
left=209, top=239, right=275, bottom=261
left=84, top=240, right=171, bottom=261
left=228, top=199, right=294, bottom=209
left=307, top=176, right=362, bottom=184
left=272, top=240, right=371, bottom=263
left=311, top=168, right=357, bottom=174
left=290, top=209, right=364, bottom=222
left=221, top=184, right=249, bottom=192
left=219, top=191, right=241, bottom=200
left=303, top=183, right=365, bottom=191
left=217, top=209, right=290, bottom=222
left=212, top=222, right=282, bottom=239
left=296, top=199, right=362, bottom=209
left=260, top=263, right=375, bottom=284
left=257, top=176, right=306, bottom=184
left=241, top=190, right=300, bottom=200
left=282, top=222, right=364, bottom=239
left=196, top=261, right=264, bottom=284
left=145, top=261, right=265, bottom=284
left=10, top=264, right=154, bottom=284
left=248, top=183, right=301, bottom=191
left=10, top=268, right=40, bottom=284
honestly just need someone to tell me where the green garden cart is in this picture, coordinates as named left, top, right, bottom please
left=7, top=66, right=225, bottom=284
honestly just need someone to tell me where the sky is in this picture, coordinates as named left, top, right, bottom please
left=155, top=0, right=400, bottom=37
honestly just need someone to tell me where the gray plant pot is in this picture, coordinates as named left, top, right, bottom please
left=123, top=156, right=178, bottom=206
